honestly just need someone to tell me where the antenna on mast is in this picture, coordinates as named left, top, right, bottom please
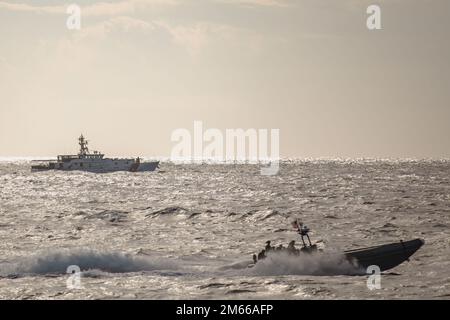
left=78, top=134, right=89, bottom=155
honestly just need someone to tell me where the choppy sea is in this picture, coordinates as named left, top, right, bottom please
left=0, top=159, right=449, bottom=299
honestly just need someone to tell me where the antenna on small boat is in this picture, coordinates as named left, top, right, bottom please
left=292, top=219, right=312, bottom=248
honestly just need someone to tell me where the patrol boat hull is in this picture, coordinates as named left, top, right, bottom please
left=32, top=159, right=159, bottom=173
left=31, top=135, right=159, bottom=173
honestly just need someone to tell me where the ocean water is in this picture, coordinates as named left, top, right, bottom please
left=0, top=159, right=449, bottom=299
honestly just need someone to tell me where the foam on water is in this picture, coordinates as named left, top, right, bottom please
left=243, top=252, right=364, bottom=276
left=1, top=248, right=364, bottom=279
left=0, top=249, right=180, bottom=277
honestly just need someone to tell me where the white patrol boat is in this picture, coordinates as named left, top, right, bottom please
left=31, top=135, right=159, bottom=173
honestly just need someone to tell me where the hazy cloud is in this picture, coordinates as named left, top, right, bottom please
left=0, top=2, right=64, bottom=14
left=215, top=0, right=291, bottom=7
left=0, top=0, right=179, bottom=16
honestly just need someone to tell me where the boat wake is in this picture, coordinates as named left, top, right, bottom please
left=1, top=248, right=367, bottom=279
left=0, top=249, right=181, bottom=277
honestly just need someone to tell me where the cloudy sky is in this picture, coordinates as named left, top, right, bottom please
left=0, top=0, right=449, bottom=158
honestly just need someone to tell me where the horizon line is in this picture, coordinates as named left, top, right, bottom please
left=0, top=156, right=449, bottom=163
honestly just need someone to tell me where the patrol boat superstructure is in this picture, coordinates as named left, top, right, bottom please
left=31, top=135, right=159, bottom=173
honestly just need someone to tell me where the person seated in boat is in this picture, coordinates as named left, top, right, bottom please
left=265, top=240, right=274, bottom=252
left=257, top=249, right=266, bottom=260
left=298, top=223, right=312, bottom=247
left=276, top=244, right=284, bottom=251
left=287, top=240, right=297, bottom=255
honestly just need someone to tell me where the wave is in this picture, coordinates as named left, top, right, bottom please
left=144, top=206, right=190, bottom=217
left=84, top=210, right=129, bottom=222
left=0, top=249, right=180, bottom=277
left=240, top=209, right=285, bottom=221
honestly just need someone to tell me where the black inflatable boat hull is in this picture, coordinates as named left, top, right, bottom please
left=344, top=238, right=424, bottom=272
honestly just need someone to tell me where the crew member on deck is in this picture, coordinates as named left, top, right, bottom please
left=257, top=249, right=266, bottom=260
left=287, top=240, right=296, bottom=254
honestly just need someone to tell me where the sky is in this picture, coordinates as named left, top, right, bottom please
left=0, top=0, right=449, bottom=158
